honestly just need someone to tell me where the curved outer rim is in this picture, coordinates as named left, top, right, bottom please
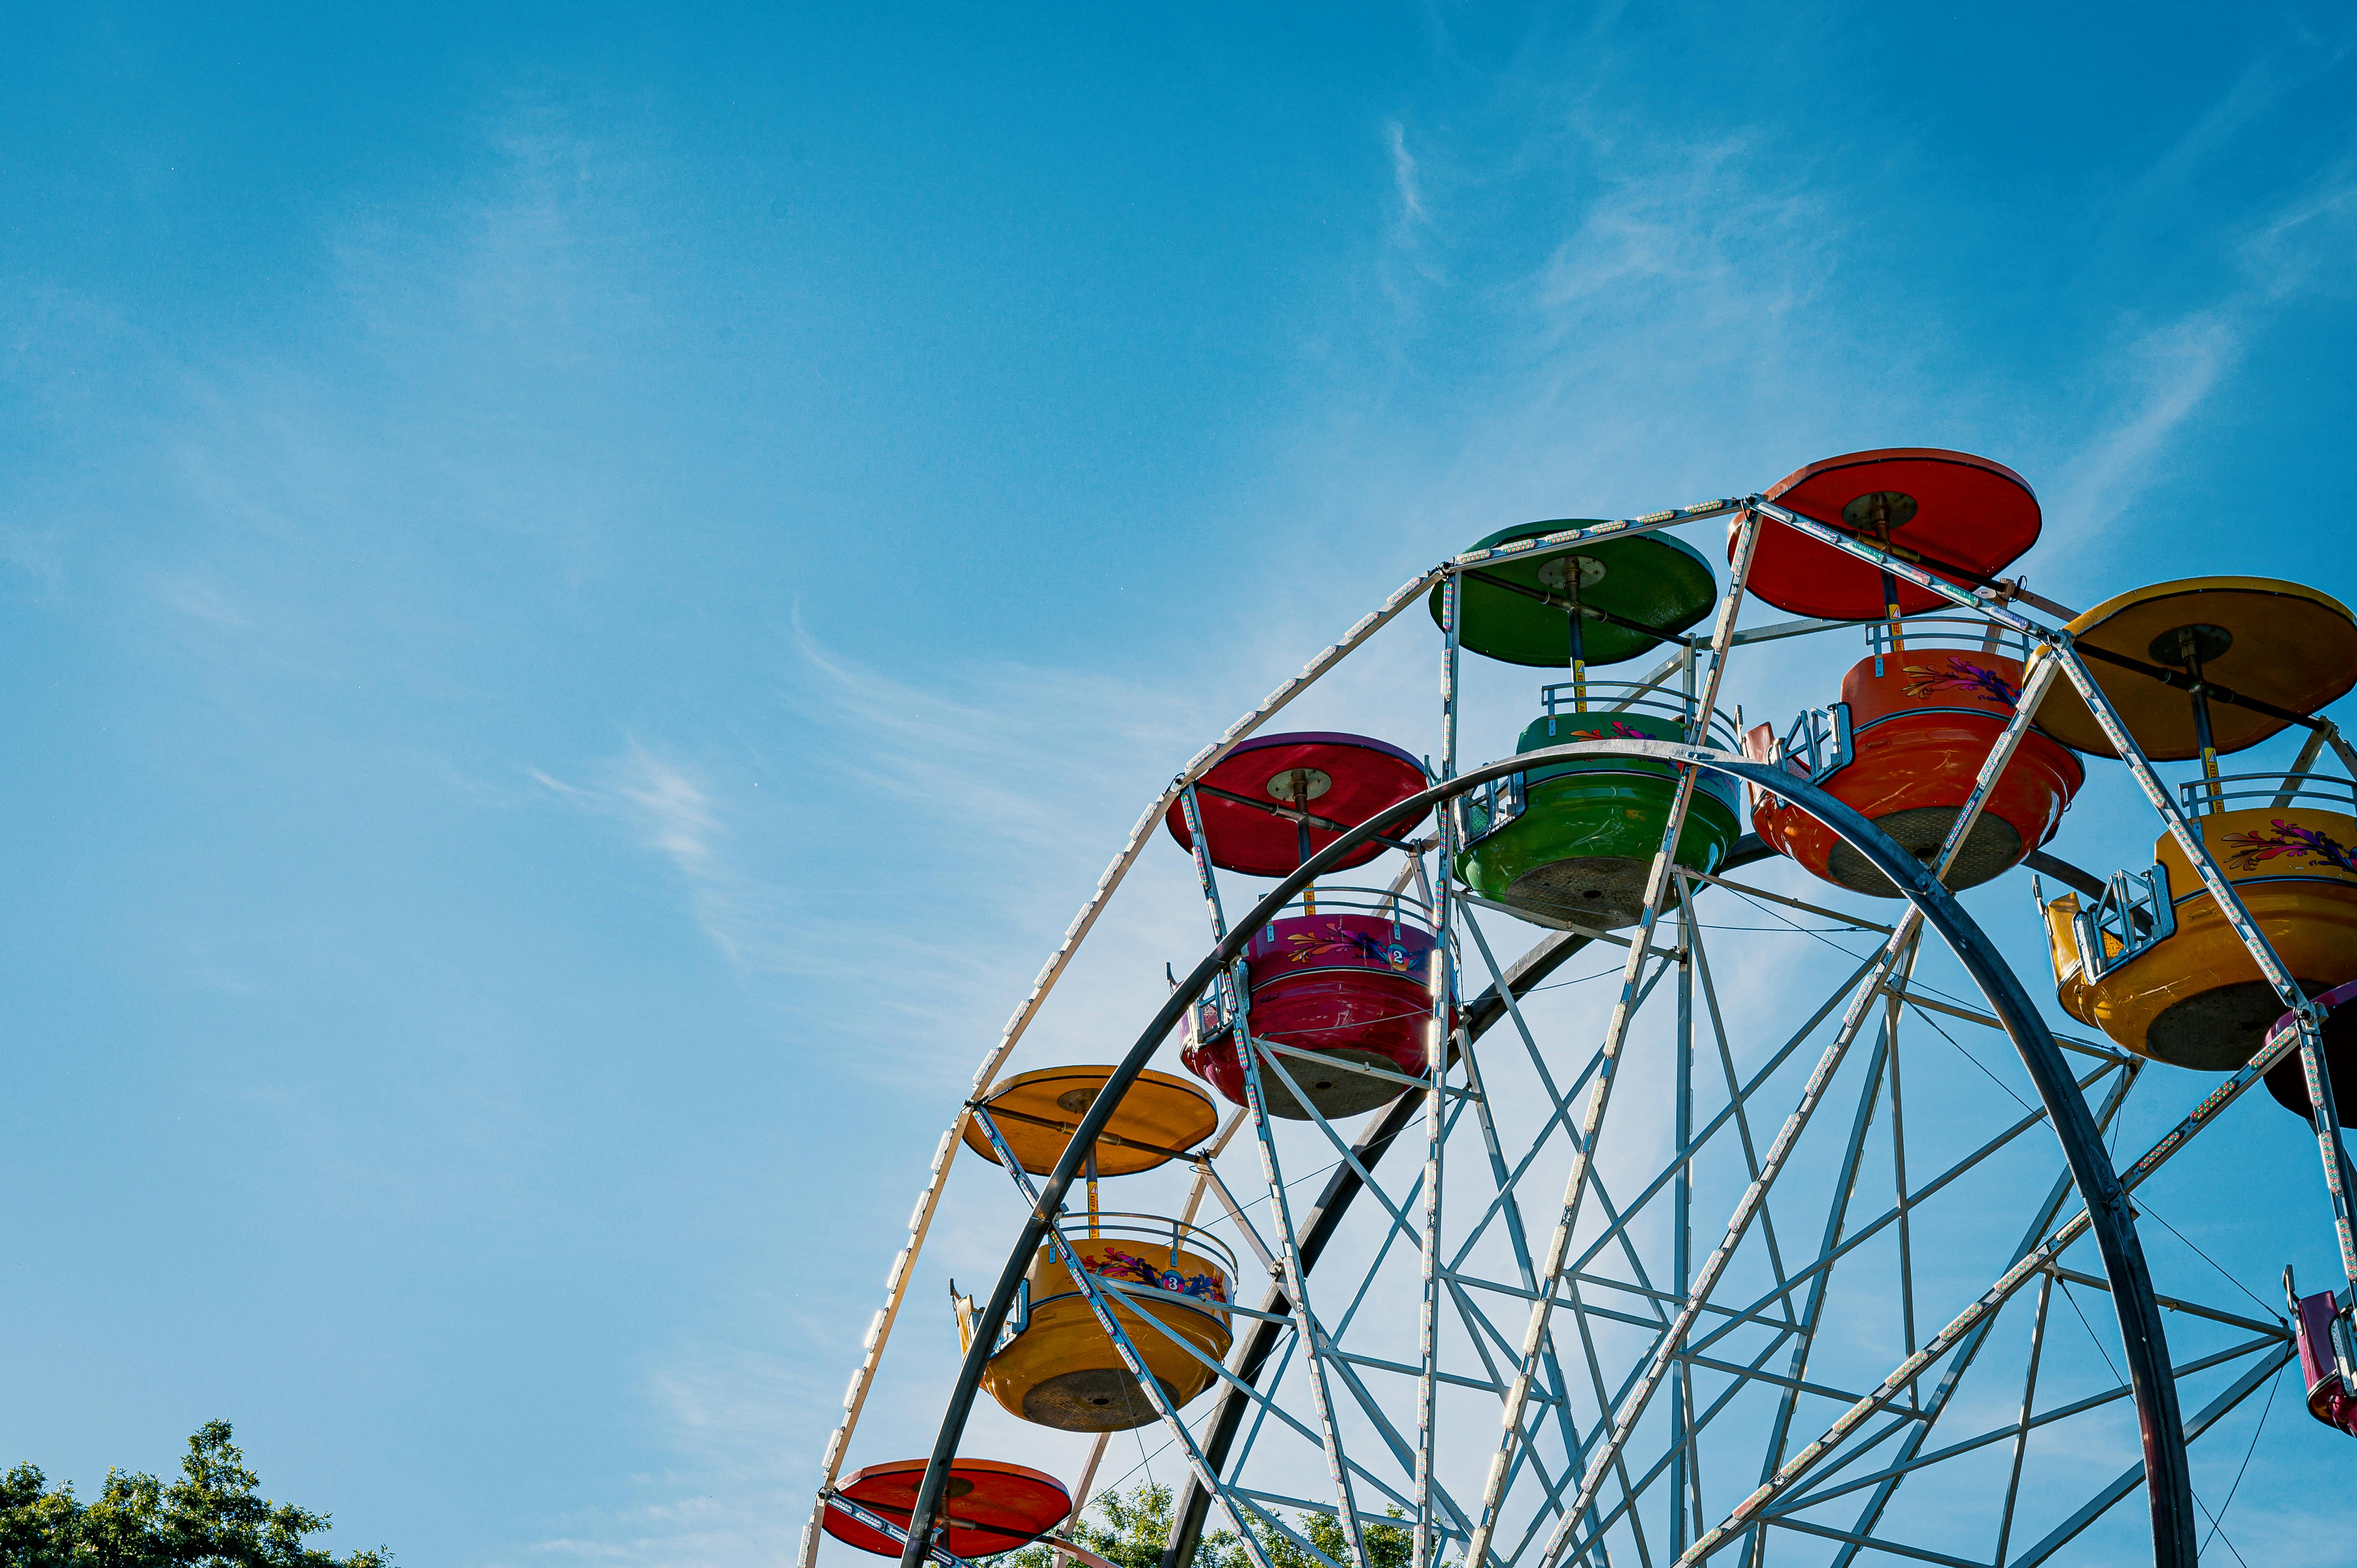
left=891, top=740, right=2193, bottom=1568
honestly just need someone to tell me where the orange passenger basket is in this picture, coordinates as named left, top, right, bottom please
left=1746, top=618, right=2083, bottom=895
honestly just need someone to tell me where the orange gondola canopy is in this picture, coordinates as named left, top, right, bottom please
left=2034, top=577, right=2357, bottom=759
left=961, top=1066, right=1219, bottom=1176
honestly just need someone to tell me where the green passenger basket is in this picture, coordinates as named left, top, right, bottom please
left=1457, top=693, right=1742, bottom=930
left=1440, top=521, right=1731, bottom=930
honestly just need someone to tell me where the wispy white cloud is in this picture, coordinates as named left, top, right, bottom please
left=0, top=524, right=66, bottom=594
left=150, top=570, right=255, bottom=629
left=512, top=1341, right=824, bottom=1568
left=1533, top=135, right=1829, bottom=336
left=2238, top=155, right=2357, bottom=303
left=534, top=616, right=1234, bottom=1092
left=784, top=614, right=1208, bottom=860
left=2139, top=57, right=2293, bottom=196
left=1387, top=120, right=1428, bottom=233
left=2043, top=310, right=2240, bottom=542
left=611, top=752, right=723, bottom=872
left=2137, top=27, right=2356, bottom=199
left=2043, top=147, right=2357, bottom=564
left=533, top=740, right=813, bottom=984
left=1380, top=120, right=1447, bottom=301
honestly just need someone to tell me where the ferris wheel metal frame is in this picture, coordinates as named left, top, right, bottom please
left=805, top=495, right=2357, bottom=1568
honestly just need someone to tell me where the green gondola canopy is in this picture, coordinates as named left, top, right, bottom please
left=1428, top=522, right=1720, bottom=668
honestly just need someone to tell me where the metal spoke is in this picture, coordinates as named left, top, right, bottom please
left=1676, top=865, right=1894, bottom=933
left=1887, top=949, right=1920, bottom=1399
left=2006, top=1342, right=2292, bottom=1568
left=1328, top=1094, right=1475, bottom=1344
left=2038, top=1264, right=2289, bottom=1340
left=1991, top=1272, right=2050, bottom=1568
left=1681, top=883, right=1804, bottom=1326
left=1763, top=1515, right=1985, bottom=1568
left=1545, top=1275, right=1657, bottom=1568
left=1819, top=1067, right=2142, bottom=1565
left=1458, top=908, right=1602, bottom=1492
left=1744, top=984, right=1894, bottom=1567
left=1449, top=950, right=1677, bottom=1291
left=1771, top=1334, right=2282, bottom=1517
left=1553, top=1326, right=1812, bottom=1566
left=1235, top=1032, right=1370, bottom=1568
left=1542, top=915, right=1921, bottom=1565
left=1687, top=1057, right=2120, bottom=1362
left=1561, top=951, right=1889, bottom=1285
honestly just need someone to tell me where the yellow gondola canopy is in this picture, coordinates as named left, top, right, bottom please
left=962, top=1066, right=1219, bottom=1177
left=2036, top=577, right=2357, bottom=759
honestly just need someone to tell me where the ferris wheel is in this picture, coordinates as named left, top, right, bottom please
left=803, top=449, right=2357, bottom=1568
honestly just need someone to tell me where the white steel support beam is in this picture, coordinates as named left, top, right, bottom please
left=1238, top=1030, right=1368, bottom=1566
left=1418, top=571, right=1463, bottom=1568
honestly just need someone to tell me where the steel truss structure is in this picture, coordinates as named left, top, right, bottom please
left=807, top=499, right=2357, bottom=1568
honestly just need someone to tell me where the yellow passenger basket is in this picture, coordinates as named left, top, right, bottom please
left=2039, top=775, right=2357, bottom=1068
left=957, top=1215, right=1235, bottom=1433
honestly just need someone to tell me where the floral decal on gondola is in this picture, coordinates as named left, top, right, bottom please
left=1278, top=919, right=1431, bottom=973
left=2222, top=820, right=2357, bottom=875
left=1553, top=718, right=1652, bottom=741
left=1901, top=656, right=2019, bottom=707
left=1085, top=1246, right=1226, bottom=1304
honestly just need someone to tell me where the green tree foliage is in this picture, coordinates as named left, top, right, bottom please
left=988, top=1481, right=1218, bottom=1568
left=1265, top=1509, right=1414, bottom=1568
left=988, top=1480, right=1417, bottom=1568
left=0, top=1421, right=388, bottom=1567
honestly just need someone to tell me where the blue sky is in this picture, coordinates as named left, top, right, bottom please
left=6, top=4, right=2357, bottom=1565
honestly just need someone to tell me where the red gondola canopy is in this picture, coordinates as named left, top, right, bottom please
left=823, top=1459, right=1073, bottom=1560
left=1742, top=449, right=2041, bottom=620
left=1165, top=732, right=1432, bottom=877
